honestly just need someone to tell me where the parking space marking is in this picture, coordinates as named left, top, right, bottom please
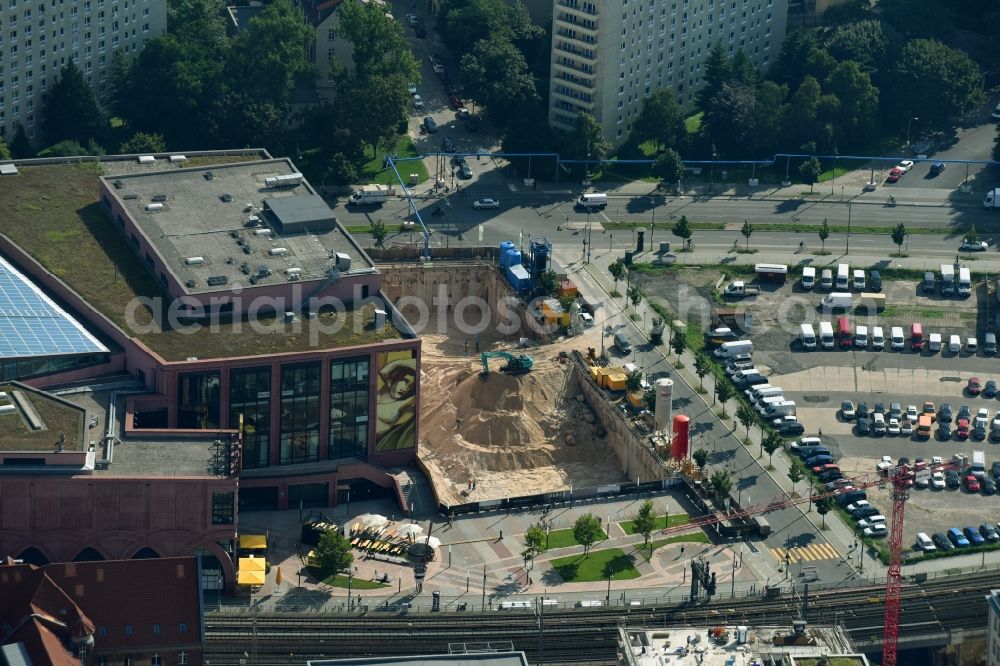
left=770, top=543, right=840, bottom=563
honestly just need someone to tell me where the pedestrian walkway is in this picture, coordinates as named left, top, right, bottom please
left=770, top=544, right=840, bottom=564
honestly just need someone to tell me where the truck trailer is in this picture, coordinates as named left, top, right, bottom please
left=349, top=184, right=391, bottom=205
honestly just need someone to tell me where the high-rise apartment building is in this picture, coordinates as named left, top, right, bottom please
left=0, top=0, right=167, bottom=143
left=548, top=0, right=788, bottom=144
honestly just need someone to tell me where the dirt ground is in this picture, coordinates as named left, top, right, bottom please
left=418, top=323, right=627, bottom=506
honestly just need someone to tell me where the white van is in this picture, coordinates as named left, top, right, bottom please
left=890, top=326, right=905, bottom=350
left=818, top=321, right=835, bottom=349
left=916, top=533, right=936, bottom=552
left=802, top=267, right=816, bottom=290
left=752, top=387, right=784, bottom=404
left=836, top=263, right=850, bottom=290
left=958, top=266, right=971, bottom=296
left=756, top=395, right=787, bottom=414
left=577, top=312, right=595, bottom=328
left=821, top=293, right=853, bottom=310
left=714, top=340, right=753, bottom=359
left=764, top=401, right=796, bottom=418
left=948, top=334, right=961, bottom=353
left=872, top=326, right=885, bottom=351
left=928, top=333, right=942, bottom=352
left=746, top=383, right=774, bottom=398
left=577, top=192, right=608, bottom=209
left=855, top=325, right=868, bottom=348
left=800, top=323, right=816, bottom=350
left=852, top=269, right=866, bottom=290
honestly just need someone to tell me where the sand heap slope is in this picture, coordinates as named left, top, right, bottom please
left=419, top=355, right=625, bottom=505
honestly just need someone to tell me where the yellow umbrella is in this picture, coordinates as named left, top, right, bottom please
left=237, top=570, right=266, bottom=586
left=239, top=557, right=266, bottom=572
left=275, top=566, right=283, bottom=586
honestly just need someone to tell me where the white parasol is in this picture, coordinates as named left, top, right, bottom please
left=362, top=514, right=388, bottom=529
left=423, top=536, right=442, bottom=550
left=397, top=523, right=424, bottom=538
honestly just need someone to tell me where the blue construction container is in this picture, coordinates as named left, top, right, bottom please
left=508, top=264, right=531, bottom=294
left=505, top=249, right=522, bottom=271
left=499, top=241, right=516, bottom=268
left=529, top=237, right=551, bottom=277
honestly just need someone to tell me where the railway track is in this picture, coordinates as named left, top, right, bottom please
left=205, top=571, right=995, bottom=665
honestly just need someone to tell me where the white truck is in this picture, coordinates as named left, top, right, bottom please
left=723, top=281, right=761, bottom=297
left=958, top=266, right=971, bottom=296
left=349, top=184, right=391, bottom=205
left=799, top=323, right=816, bottom=350
left=818, top=321, right=835, bottom=349
left=984, top=188, right=1000, bottom=209
left=820, top=292, right=853, bottom=311
left=941, top=264, right=955, bottom=296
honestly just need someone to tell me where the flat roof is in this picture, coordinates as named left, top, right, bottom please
left=102, top=159, right=373, bottom=296
left=0, top=160, right=404, bottom=362
left=0, top=383, right=86, bottom=453
left=307, top=654, right=530, bottom=666
left=96, top=436, right=227, bottom=477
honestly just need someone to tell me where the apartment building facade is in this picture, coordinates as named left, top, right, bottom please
left=0, top=0, right=167, bottom=143
left=548, top=0, right=788, bottom=144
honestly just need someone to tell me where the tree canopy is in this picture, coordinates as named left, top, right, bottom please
left=887, top=39, right=984, bottom=126
left=43, top=63, right=106, bottom=146
left=460, top=36, right=539, bottom=124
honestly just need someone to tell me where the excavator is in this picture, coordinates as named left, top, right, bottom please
left=480, top=351, right=533, bottom=377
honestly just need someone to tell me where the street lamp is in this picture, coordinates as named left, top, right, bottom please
left=709, top=144, right=717, bottom=194
left=906, top=117, right=919, bottom=148
left=831, top=146, right=838, bottom=195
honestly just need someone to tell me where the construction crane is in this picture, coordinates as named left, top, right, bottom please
left=659, top=461, right=954, bottom=666
left=480, top=351, right=533, bottom=377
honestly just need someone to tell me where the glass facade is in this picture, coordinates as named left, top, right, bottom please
left=229, top=367, right=271, bottom=468
left=329, top=357, right=370, bottom=459
left=279, top=362, right=321, bottom=464
left=177, top=371, right=221, bottom=429
left=0, top=353, right=110, bottom=381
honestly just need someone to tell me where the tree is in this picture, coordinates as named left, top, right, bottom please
left=0, top=137, right=9, bottom=161
left=824, top=61, right=880, bottom=146
left=740, top=220, right=754, bottom=251
left=698, top=42, right=732, bottom=112
left=440, top=0, right=542, bottom=60
left=609, top=259, right=627, bottom=294
left=731, top=50, right=758, bottom=86
left=119, top=132, right=166, bottom=154
left=627, top=285, right=642, bottom=313
left=625, top=370, right=643, bottom=393
left=701, top=80, right=758, bottom=156
left=761, top=431, right=782, bottom=466
left=787, top=464, right=804, bottom=496
left=694, top=353, right=711, bottom=390
left=370, top=219, right=389, bottom=249
left=36, top=140, right=90, bottom=157
left=339, top=74, right=410, bottom=158
left=967, top=224, right=980, bottom=245
left=337, top=0, right=419, bottom=82
left=643, top=387, right=656, bottom=412
left=816, top=496, right=834, bottom=528
left=737, top=403, right=757, bottom=438
left=799, top=157, right=822, bottom=193
left=715, top=380, right=734, bottom=415
left=652, top=149, right=685, bottom=186
left=538, top=270, right=560, bottom=296
left=314, top=530, right=353, bottom=577
left=633, top=500, right=657, bottom=550
left=523, top=523, right=546, bottom=563
left=818, top=218, right=830, bottom=253
left=460, top=36, right=539, bottom=124
left=570, top=112, right=611, bottom=165
left=633, top=89, right=687, bottom=153
left=43, top=62, right=106, bottom=146
left=710, top=470, right=733, bottom=499
left=785, top=77, right=823, bottom=152
left=671, top=331, right=686, bottom=358
left=324, top=153, right=359, bottom=187
left=692, top=448, right=709, bottom=471
left=573, top=513, right=604, bottom=555
left=9, top=124, right=32, bottom=158
left=672, top=215, right=692, bottom=243
left=824, top=19, right=892, bottom=76
left=891, top=223, right=906, bottom=255
left=889, top=39, right=984, bottom=128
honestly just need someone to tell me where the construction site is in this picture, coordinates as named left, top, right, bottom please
left=380, top=259, right=675, bottom=508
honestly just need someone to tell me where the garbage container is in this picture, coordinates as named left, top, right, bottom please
left=659, top=241, right=671, bottom=254
left=432, top=591, right=441, bottom=612
left=636, top=230, right=645, bottom=253
left=623, top=251, right=634, bottom=265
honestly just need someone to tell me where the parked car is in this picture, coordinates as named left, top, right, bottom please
left=957, top=418, right=970, bottom=439
left=986, top=380, right=999, bottom=398
left=958, top=405, right=972, bottom=421
left=472, top=198, right=500, bottom=210
left=931, top=471, right=946, bottom=489
left=407, top=82, right=418, bottom=95
left=968, top=377, right=983, bottom=395
left=901, top=419, right=914, bottom=436
left=981, top=524, right=1000, bottom=542
left=441, top=136, right=456, bottom=153
left=932, top=532, right=955, bottom=551
left=965, top=473, right=981, bottom=492
left=945, top=469, right=961, bottom=489
left=841, top=400, right=856, bottom=420
left=922, top=402, right=936, bottom=420
left=864, top=524, right=888, bottom=538
left=948, top=527, right=970, bottom=547
left=890, top=402, right=902, bottom=421
left=929, top=162, right=946, bottom=176
left=991, top=461, right=1000, bottom=481
left=423, top=116, right=438, bottom=133
left=964, top=527, right=986, bottom=546
left=846, top=500, right=871, bottom=513
left=983, top=478, right=997, bottom=495
left=405, top=13, right=420, bottom=25
left=888, top=418, right=901, bottom=435
left=856, top=418, right=871, bottom=436
left=857, top=516, right=887, bottom=530
left=852, top=506, right=880, bottom=519
left=905, top=404, right=919, bottom=421
left=961, top=238, right=989, bottom=252
left=857, top=402, right=870, bottom=419
left=939, top=403, right=953, bottom=422
left=777, top=421, right=805, bottom=436
left=818, top=470, right=844, bottom=483
left=873, top=413, right=887, bottom=435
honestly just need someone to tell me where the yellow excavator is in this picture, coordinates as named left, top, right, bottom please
left=480, top=351, right=533, bottom=377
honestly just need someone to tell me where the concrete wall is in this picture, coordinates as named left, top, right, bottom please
left=570, top=360, right=671, bottom=482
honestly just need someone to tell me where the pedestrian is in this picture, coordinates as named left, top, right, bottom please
left=499, top=529, right=503, bottom=540
left=818, top=427, right=823, bottom=436
left=473, top=480, right=477, bottom=490
left=529, top=577, right=533, bottom=585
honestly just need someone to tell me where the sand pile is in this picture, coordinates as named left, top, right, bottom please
left=419, top=354, right=626, bottom=504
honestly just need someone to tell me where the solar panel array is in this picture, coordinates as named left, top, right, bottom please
left=0, top=257, right=109, bottom=359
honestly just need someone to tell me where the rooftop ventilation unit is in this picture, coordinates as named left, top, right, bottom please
left=138, top=155, right=156, bottom=164
left=203, top=171, right=215, bottom=181
left=334, top=252, right=351, bottom=271
left=220, top=193, right=233, bottom=203
left=206, top=276, right=229, bottom=287
left=151, top=194, right=167, bottom=202
left=145, top=203, right=164, bottom=212
left=113, top=180, right=124, bottom=189
left=253, top=228, right=272, bottom=237
left=185, top=279, right=197, bottom=288
left=123, top=194, right=139, bottom=200
left=185, top=256, right=206, bottom=266
left=285, top=268, right=302, bottom=280
left=264, top=173, right=304, bottom=188
left=169, top=155, right=187, bottom=163
left=284, top=311, right=297, bottom=323
left=268, top=247, right=289, bottom=257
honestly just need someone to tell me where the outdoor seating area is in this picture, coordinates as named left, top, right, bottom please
left=347, top=514, right=441, bottom=558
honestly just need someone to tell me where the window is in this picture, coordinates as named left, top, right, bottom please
left=179, top=623, right=187, bottom=634
left=125, top=624, right=133, bottom=635
left=329, top=357, right=370, bottom=459
left=178, top=653, right=188, bottom=665
left=212, top=490, right=234, bottom=525
left=280, top=363, right=320, bottom=464
left=229, top=367, right=271, bottom=468
left=150, top=654, right=160, bottom=666
left=177, top=371, right=221, bottom=429
left=98, top=626, right=106, bottom=638
left=153, top=624, right=160, bottom=634
left=327, top=28, right=335, bottom=40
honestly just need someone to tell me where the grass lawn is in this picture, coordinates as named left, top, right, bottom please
left=545, top=527, right=608, bottom=550
left=550, top=548, right=641, bottom=582
left=313, top=570, right=390, bottom=589
left=639, top=532, right=711, bottom=562
left=818, top=166, right=850, bottom=182
left=620, top=513, right=689, bottom=535
left=360, top=135, right=429, bottom=185
left=685, top=112, right=703, bottom=134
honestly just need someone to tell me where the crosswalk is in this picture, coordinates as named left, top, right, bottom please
left=769, top=543, right=840, bottom=564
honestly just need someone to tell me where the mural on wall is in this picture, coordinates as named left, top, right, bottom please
left=374, top=350, right=417, bottom=452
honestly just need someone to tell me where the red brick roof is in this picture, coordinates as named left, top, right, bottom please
left=45, top=557, right=203, bottom=652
